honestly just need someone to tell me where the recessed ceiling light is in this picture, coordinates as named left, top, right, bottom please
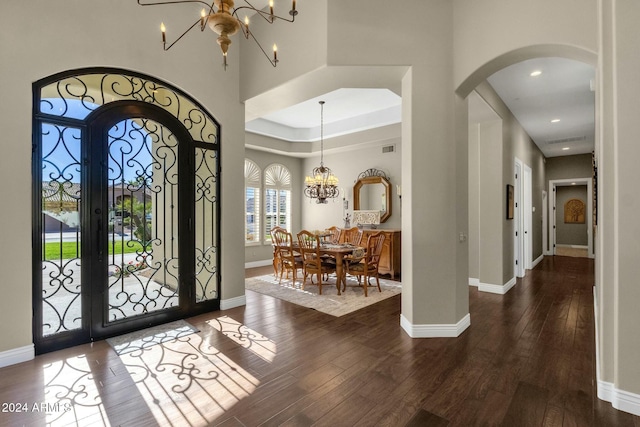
left=530, top=70, right=542, bottom=77
left=562, top=147, right=570, bottom=151
left=551, top=119, right=561, bottom=123
left=571, top=182, right=577, bottom=185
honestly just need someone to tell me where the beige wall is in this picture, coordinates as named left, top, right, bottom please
left=477, top=120, right=504, bottom=286
left=600, top=0, right=640, bottom=402
left=473, top=83, right=546, bottom=285
left=546, top=153, right=593, bottom=181
left=241, top=0, right=468, bottom=327
left=453, top=0, right=598, bottom=95
left=301, top=135, right=403, bottom=232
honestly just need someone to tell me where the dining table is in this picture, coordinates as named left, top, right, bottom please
left=317, top=243, right=361, bottom=295
left=281, top=241, right=361, bottom=295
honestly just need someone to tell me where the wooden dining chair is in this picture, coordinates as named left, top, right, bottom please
left=325, top=226, right=341, bottom=244
left=269, top=226, right=284, bottom=277
left=340, top=226, right=363, bottom=246
left=345, top=231, right=386, bottom=297
left=273, top=228, right=303, bottom=286
left=296, top=230, right=336, bottom=295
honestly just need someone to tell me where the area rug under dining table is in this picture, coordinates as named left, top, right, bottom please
left=245, top=274, right=402, bottom=317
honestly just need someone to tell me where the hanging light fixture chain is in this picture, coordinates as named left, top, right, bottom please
left=319, top=100, right=325, bottom=167
left=303, top=100, right=339, bottom=204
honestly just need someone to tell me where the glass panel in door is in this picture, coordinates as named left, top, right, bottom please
left=41, top=124, right=83, bottom=336
left=194, top=145, right=219, bottom=302
left=105, top=118, right=180, bottom=322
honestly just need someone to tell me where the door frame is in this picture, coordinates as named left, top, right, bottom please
left=542, top=190, right=548, bottom=255
left=548, top=177, right=594, bottom=258
left=523, top=163, right=533, bottom=270
left=32, top=68, right=222, bottom=354
left=86, top=102, right=195, bottom=339
left=514, top=159, right=524, bottom=278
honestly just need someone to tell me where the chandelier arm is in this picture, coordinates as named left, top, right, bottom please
left=243, top=28, right=278, bottom=67
left=233, top=6, right=272, bottom=24
left=203, top=1, right=216, bottom=30
left=137, top=0, right=212, bottom=9
left=232, top=6, right=295, bottom=24
left=161, top=18, right=203, bottom=51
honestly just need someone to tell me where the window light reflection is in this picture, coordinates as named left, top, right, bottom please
left=119, top=332, right=259, bottom=426
left=206, top=315, right=277, bottom=362
left=42, top=355, right=110, bottom=426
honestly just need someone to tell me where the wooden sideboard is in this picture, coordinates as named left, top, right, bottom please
left=360, top=229, right=401, bottom=278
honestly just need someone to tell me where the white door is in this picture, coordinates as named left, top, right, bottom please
left=523, top=165, right=532, bottom=269
left=514, top=161, right=524, bottom=278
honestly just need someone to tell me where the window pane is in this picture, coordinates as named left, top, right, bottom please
left=245, top=186, right=260, bottom=243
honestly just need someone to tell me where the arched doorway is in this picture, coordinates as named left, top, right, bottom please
left=460, top=45, right=597, bottom=292
left=33, top=68, right=221, bottom=354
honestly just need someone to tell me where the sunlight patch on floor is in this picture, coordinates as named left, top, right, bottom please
left=43, top=355, right=111, bottom=426
left=119, top=333, right=259, bottom=426
left=206, top=315, right=277, bottom=362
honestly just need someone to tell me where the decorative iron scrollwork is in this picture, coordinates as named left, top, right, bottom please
left=356, top=168, right=389, bottom=181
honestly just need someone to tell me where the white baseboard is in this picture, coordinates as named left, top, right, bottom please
left=468, top=278, right=479, bottom=287
left=598, top=380, right=640, bottom=416
left=245, top=259, right=272, bottom=269
left=478, top=277, right=516, bottom=295
left=531, top=254, right=544, bottom=269
left=594, top=287, right=640, bottom=416
left=556, top=244, right=588, bottom=249
left=220, top=294, right=246, bottom=310
left=400, top=313, right=470, bottom=338
left=0, top=344, right=34, bottom=368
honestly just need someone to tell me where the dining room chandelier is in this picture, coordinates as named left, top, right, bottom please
left=137, top=0, right=298, bottom=69
left=304, top=101, right=340, bottom=204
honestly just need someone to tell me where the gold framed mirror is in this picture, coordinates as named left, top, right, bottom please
left=353, top=169, right=392, bottom=223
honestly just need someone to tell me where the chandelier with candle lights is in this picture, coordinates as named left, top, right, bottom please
left=137, top=0, right=298, bottom=69
left=304, top=101, right=340, bottom=204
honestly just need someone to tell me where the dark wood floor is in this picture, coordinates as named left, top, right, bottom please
left=2, top=257, right=639, bottom=426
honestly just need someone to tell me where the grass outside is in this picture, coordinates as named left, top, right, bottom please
left=44, top=241, right=147, bottom=260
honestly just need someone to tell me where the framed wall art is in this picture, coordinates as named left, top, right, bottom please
left=506, top=184, right=514, bottom=220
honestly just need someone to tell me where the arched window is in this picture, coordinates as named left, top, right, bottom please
left=264, top=164, right=291, bottom=242
left=244, top=159, right=261, bottom=244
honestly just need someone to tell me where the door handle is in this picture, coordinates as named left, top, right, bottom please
left=97, top=218, right=103, bottom=261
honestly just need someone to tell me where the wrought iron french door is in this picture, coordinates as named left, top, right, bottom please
left=34, top=78, right=220, bottom=355
left=87, top=103, right=194, bottom=339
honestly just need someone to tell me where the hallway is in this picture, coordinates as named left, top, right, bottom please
left=1, top=257, right=637, bottom=426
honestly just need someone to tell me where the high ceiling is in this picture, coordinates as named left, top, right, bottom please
left=486, top=57, right=595, bottom=158
left=246, top=58, right=595, bottom=159
left=245, top=88, right=401, bottom=142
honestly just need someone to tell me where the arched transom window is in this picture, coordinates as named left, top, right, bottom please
left=264, top=164, right=291, bottom=242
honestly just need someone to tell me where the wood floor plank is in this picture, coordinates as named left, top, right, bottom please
left=502, top=381, right=550, bottom=426
left=1, top=258, right=639, bottom=427
left=405, top=409, right=450, bottom=427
